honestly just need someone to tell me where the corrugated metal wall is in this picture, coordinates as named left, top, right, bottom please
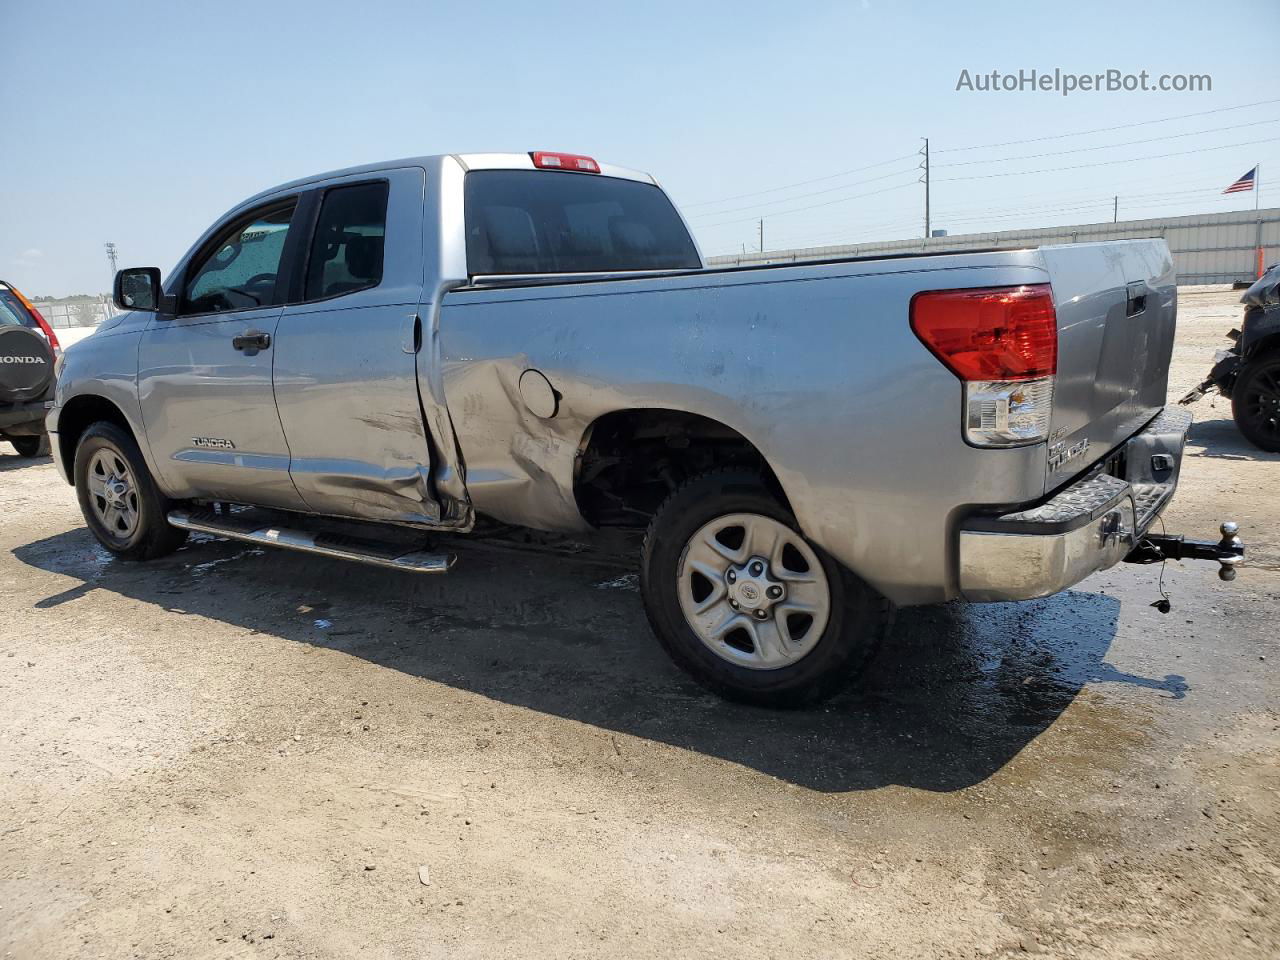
left=706, top=207, right=1279, bottom=284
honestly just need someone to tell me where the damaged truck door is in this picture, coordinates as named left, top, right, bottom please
left=272, top=172, right=440, bottom=524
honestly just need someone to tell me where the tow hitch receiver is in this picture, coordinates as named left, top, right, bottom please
left=1124, top=522, right=1246, bottom=581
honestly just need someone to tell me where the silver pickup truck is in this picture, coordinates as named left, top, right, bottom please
left=50, top=151, right=1243, bottom=705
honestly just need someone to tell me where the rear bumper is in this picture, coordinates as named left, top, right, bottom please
left=958, top=407, right=1191, bottom=602
left=0, top=399, right=53, bottom=433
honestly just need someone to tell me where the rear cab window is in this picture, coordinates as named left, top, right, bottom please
left=464, top=170, right=700, bottom=275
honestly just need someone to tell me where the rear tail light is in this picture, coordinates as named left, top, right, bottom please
left=28, top=305, right=62, bottom=354
left=910, top=284, right=1057, bottom=447
left=7, top=284, right=62, bottom=354
left=530, top=151, right=600, bottom=174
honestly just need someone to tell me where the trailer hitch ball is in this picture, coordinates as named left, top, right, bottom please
left=1218, top=521, right=1243, bottom=581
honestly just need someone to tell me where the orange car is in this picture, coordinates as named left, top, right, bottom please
left=0, top=279, right=61, bottom=457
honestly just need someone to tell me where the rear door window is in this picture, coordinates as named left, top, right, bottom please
left=464, top=170, right=700, bottom=275
left=304, top=181, right=389, bottom=301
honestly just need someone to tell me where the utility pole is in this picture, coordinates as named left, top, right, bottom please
left=104, top=242, right=118, bottom=279
left=1113, top=196, right=1118, bottom=223
left=919, top=138, right=931, bottom=239
left=758, top=218, right=764, bottom=253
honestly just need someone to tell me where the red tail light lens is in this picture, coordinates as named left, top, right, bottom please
left=28, top=305, right=61, bottom=353
left=8, top=284, right=62, bottom=352
left=530, top=151, right=600, bottom=174
left=910, top=285, right=1057, bottom=381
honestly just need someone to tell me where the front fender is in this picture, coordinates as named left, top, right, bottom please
left=49, top=324, right=159, bottom=489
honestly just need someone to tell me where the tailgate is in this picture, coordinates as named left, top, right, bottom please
left=1040, top=239, right=1177, bottom=491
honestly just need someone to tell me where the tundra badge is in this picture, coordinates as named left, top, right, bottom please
left=1047, top=437, right=1090, bottom=472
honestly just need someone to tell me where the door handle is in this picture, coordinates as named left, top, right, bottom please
left=1125, top=282, right=1148, bottom=317
left=232, top=330, right=271, bottom=353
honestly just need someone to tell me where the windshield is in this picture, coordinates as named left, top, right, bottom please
left=464, top=170, right=700, bottom=275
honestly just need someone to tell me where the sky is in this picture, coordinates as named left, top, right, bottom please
left=2, top=0, right=1277, bottom=296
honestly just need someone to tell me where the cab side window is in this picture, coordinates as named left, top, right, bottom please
left=304, top=182, right=389, bottom=301
left=181, top=201, right=297, bottom=315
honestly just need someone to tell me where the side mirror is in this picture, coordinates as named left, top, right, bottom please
left=113, top=267, right=163, bottom=312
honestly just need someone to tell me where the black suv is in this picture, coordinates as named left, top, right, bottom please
left=0, top=280, right=61, bottom=457
left=1181, top=264, right=1280, bottom=452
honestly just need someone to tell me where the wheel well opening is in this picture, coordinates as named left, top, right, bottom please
left=56, top=395, right=132, bottom=484
left=574, top=409, right=789, bottom=528
left=1245, top=332, right=1280, bottom=363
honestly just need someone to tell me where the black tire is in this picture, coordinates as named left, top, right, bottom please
left=10, top=434, right=49, bottom=458
left=74, top=421, right=188, bottom=561
left=640, top=468, right=891, bottom=707
left=1231, top=352, right=1280, bottom=453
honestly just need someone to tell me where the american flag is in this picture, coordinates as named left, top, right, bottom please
left=1223, top=166, right=1257, bottom=194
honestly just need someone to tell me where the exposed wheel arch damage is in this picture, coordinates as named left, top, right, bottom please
left=574, top=408, right=792, bottom=528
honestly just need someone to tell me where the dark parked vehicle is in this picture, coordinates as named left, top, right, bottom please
left=0, top=280, right=61, bottom=457
left=1181, top=264, right=1280, bottom=451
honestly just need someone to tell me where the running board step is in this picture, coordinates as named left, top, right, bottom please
left=167, top=509, right=455, bottom=574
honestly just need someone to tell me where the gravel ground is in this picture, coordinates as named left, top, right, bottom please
left=1, top=287, right=1276, bottom=959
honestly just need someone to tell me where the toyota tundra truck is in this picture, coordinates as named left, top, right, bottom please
left=48, top=151, right=1244, bottom=705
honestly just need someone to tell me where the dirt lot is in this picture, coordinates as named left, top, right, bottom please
left=1, top=287, right=1277, bottom=959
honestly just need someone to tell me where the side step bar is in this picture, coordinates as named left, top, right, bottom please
left=167, top=509, right=455, bottom=574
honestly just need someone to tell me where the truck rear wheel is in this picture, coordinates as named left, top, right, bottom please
left=74, top=422, right=188, bottom=561
left=1232, top=352, right=1280, bottom=452
left=640, top=469, right=890, bottom=707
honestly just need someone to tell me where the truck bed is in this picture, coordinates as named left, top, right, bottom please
left=438, top=239, right=1177, bottom=605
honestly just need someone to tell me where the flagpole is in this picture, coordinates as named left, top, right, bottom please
left=1257, top=163, right=1263, bottom=279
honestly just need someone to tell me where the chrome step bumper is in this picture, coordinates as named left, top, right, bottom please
left=957, top=407, right=1193, bottom=603
left=167, top=509, right=455, bottom=574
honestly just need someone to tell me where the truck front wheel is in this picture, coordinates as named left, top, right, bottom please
left=74, top=422, right=188, bottom=561
left=640, top=469, right=890, bottom=707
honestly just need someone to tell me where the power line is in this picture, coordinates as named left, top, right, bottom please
left=935, top=97, right=1280, bottom=154
left=678, top=153, right=917, bottom=209
left=705, top=188, right=1250, bottom=256
left=935, top=192, right=1244, bottom=228
left=698, top=181, right=1232, bottom=244
left=934, top=118, right=1280, bottom=168
left=694, top=181, right=919, bottom=229
left=707, top=182, right=1259, bottom=252
left=686, top=167, right=919, bottom=221
left=936, top=136, right=1280, bottom=182
left=921, top=165, right=1273, bottom=215
left=931, top=185, right=1228, bottom=221
left=682, top=98, right=1280, bottom=230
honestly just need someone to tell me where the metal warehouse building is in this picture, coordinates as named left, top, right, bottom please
left=707, top=207, right=1279, bottom=285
